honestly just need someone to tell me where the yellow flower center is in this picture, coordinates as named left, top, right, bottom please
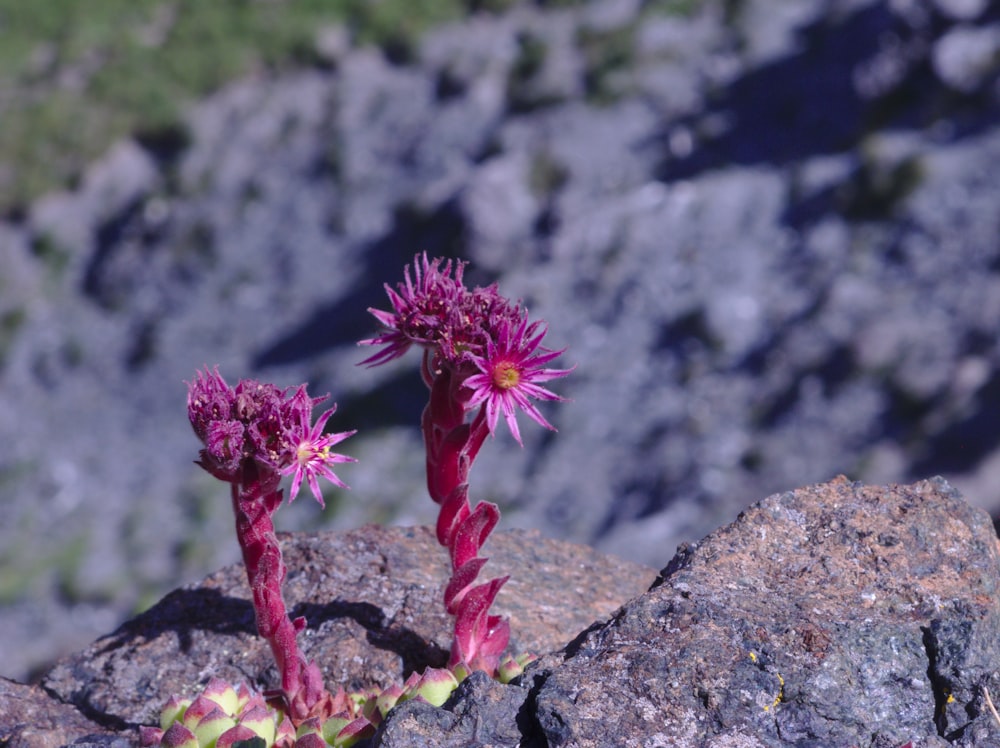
left=297, top=441, right=329, bottom=465
left=492, top=361, right=521, bottom=390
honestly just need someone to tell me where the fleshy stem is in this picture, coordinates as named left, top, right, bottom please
left=230, top=461, right=317, bottom=717
left=360, top=253, right=572, bottom=676
left=421, top=356, right=509, bottom=674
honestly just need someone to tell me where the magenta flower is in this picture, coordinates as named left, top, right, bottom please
left=465, top=315, right=573, bottom=445
left=204, top=419, right=245, bottom=475
left=187, top=366, right=236, bottom=444
left=358, top=252, right=466, bottom=367
left=187, top=369, right=356, bottom=502
left=279, top=397, right=357, bottom=508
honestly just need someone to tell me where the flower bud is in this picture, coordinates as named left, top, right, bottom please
left=214, top=724, right=257, bottom=748
left=497, top=654, right=523, bottom=684
left=138, top=726, right=164, bottom=747
left=348, top=689, right=368, bottom=711
left=295, top=734, right=327, bottom=748
left=497, top=651, right=538, bottom=684
left=400, top=670, right=422, bottom=694
left=321, top=714, right=351, bottom=744
left=201, top=678, right=240, bottom=717
left=237, top=704, right=276, bottom=745
left=274, top=714, right=296, bottom=746
left=295, top=718, right=327, bottom=748
left=327, top=716, right=376, bottom=747
left=181, top=694, right=220, bottom=731
left=359, top=693, right=381, bottom=726
left=450, top=661, right=471, bottom=684
left=234, top=682, right=255, bottom=713
left=516, top=652, right=538, bottom=668
left=375, top=683, right=405, bottom=718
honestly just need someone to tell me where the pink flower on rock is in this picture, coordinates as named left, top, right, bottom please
left=184, top=367, right=359, bottom=725
left=359, top=254, right=573, bottom=678
left=465, top=315, right=574, bottom=445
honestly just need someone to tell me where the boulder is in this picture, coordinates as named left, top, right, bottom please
left=25, top=476, right=1000, bottom=747
left=375, top=477, right=1000, bottom=747
left=529, top=475, right=1000, bottom=747
left=0, top=677, right=123, bottom=748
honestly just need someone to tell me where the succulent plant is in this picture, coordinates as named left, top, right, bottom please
left=186, top=370, right=355, bottom=724
left=139, top=678, right=375, bottom=748
left=145, top=255, right=563, bottom=746
left=496, top=652, right=538, bottom=684
left=361, top=253, right=571, bottom=676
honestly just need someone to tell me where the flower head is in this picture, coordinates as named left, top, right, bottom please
left=360, top=255, right=572, bottom=443
left=360, top=253, right=529, bottom=374
left=187, top=366, right=235, bottom=444
left=358, top=253, right=467, bottom=367
left=464, top=314, right=573, bottom=445
left=278, top=387, right=357, bottom=507
left=186, top=368, right=355, bottom=501
left=437, top=282, right=522, bottom=366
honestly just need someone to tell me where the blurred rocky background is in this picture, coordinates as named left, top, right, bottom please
left=1, top=0, right=999, bottom=684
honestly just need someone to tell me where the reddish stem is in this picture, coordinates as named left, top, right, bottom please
left=232, top=459, right=325, bottom=721
left=422, top=368, right=509, bottom=674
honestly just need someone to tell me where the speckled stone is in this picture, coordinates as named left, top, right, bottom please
left=533, top=476, right=1000, bottom=747
left=0, top=677, right=121, bottom=748
left=24, top=477, right=1000, bottom=747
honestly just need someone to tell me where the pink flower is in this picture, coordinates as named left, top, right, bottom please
left=279, top=390, right=356, bottom=507
left=465, top=315, right=573, bottom=446
left=358, top=253, right=466, bottom=367
left=204, top=419, right=245, bottom=472
left=187, top=366, right=235, bottom=443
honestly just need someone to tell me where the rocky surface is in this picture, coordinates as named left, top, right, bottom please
left=18, top=476, right=1000, bottom=747
left=40, top=525, right=655, bottom=734
left=379, top=476, right=1000, bottom=747
left=2, top=0, right=1000, bottom=683
left=530, top=475, right=1000, bottom=747
left=0, top=678, right=123, bottom=748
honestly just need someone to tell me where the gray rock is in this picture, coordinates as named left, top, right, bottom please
left=932, top=23, right=1000, bottom=92
left=15, top=476, right=1000, bottom=747
left=532, top=476, right=1000, bottom=747
left=375, top=671, right=528, bottom=748
left=29, top=139, right=159, bottom=257
left=931, top=0, right=990, bottom=21
left=0, top=677, right=117, bottom=748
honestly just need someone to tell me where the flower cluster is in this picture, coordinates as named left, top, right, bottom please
left=140, top=667, right=488, bottom=748
left=361, top=253, right=572, bottom=674
left=187, top=368, right=355, bottom=506
left=139, top=677, right=373, bottom=748
left=360, top=253, right=571, bottom=446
